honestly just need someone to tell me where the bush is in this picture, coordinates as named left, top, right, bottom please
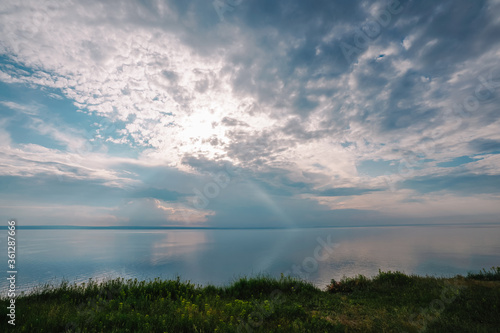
left=466, top=267, right=500, bottom=281
left=327, top=275, right=371, bottom=293
left=373, top=270, right=412, bottom=287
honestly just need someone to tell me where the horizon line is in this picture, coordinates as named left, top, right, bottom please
left=2, top=222, right=500, bottom=230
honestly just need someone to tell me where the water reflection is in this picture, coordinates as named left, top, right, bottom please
left=151, top=231, right=210, bottom=265
left=0, top=225, right=499, bottom=294
left=313, top=225, right=500, bottom=286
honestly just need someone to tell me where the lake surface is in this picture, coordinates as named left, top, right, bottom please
left=1, top=224, right=500, bottom=295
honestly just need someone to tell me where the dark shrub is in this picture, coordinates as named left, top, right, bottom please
left=373, top=270, right=412, bottom=287
left=327, top=275, right=371, bottom=293
left=466, top=267, right=500, bottom=281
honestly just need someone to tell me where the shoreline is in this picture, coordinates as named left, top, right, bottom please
left=2, top=268, right=499, bottom=332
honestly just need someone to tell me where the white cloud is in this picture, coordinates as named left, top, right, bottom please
left=0, top=0, right=500, bottom=224
left=0, top=101, right=39, bottom=115
left=119, top=198, right=214, bottom=225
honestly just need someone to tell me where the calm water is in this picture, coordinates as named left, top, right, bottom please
left=1, top=225, right=499, bottom=295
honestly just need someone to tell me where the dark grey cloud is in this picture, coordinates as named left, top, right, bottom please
left=402, top=0, right=497, bottom=74
left=469, top=139, right=500, bottom=154
left=221, top=116, right=249, bottom=127
left=281, top=117, right=329, bottom=141
left=129, top=187, right=183, bottom=201
left=317, top=187, right=382, bottom=197
left=402, top=174, right=500, bottom=195
left=0, top=175, right=125, bottom=206
left=0, top=173, right=186, bottom=206
left=224, top=129, right=296, bottom=166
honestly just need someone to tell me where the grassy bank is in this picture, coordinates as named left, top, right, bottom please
left=2, top=268, right=499, bottom=332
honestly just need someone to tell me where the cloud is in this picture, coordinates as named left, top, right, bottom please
left=402, top=174, right=500, bottom=195
left=0, top=0, right=500, bottom=226
left=0, top=101, right=39, bottom=115
left=469, top=139, right=500, bottom=153
left=118, top=198, right=214, bottom=225
left=317, top=187, right=382, bottom=197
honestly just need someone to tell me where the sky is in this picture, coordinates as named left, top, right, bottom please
left=0, top=0, right=499, bottom=228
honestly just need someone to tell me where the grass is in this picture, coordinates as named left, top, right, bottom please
left=1, top=267, right=499, bottom=332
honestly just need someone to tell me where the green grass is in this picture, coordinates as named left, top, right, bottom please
left=2, top=268, right=499, bottom=332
